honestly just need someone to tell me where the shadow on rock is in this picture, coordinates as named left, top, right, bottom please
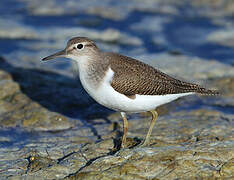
left=0, top=56, right=113, bottom=120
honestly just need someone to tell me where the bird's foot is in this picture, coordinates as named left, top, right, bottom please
left=134, top=138, right=151, bottom=148
left=120, top=137, right=140, bottom=149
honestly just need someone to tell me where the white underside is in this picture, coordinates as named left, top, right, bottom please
left=78, top=66, right=194, bottom=113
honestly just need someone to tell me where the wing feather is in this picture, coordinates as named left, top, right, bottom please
left=103, top=52, right=218, bottom=96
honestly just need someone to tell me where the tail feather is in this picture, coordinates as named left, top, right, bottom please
left=196, top=87, right=219, bottom=95
left=171, top=80, right=219, bottom=96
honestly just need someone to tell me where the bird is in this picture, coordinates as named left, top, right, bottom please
left=42, top=37, right=219, bottom=148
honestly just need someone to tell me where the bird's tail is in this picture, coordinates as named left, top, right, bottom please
left=196, top=87, right=220, bottom=96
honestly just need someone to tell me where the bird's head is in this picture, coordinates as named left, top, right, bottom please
left=42, top=37, right=99, bottom=62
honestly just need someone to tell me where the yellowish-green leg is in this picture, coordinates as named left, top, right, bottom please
left=120, top=112, right=128, bottom=148
left=141, top=110, right=158, bottom=146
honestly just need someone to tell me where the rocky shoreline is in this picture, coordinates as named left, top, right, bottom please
left=0, top=55, right=233, bottom=179
left=0, top=0, right=234, bottom=179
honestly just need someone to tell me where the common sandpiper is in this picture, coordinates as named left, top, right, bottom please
left=42, top=37, right=219, bottom=148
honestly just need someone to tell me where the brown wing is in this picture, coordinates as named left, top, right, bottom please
left=105, top=52, right=218, bottom=96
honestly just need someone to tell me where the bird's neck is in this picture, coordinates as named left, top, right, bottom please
left=75, top=53, right=109, bottom=88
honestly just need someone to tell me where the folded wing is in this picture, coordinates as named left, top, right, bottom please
left=106, top=53, right=219, bottom=96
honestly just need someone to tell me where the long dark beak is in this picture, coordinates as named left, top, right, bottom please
left=42, top=49, right=66, bottom=61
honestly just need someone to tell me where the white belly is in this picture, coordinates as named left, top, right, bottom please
left=79, top=67, right=194, bottom=113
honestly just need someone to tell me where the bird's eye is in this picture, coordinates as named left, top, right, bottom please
left=77, top=44, right=84, bottom=49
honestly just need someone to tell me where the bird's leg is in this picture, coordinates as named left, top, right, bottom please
left=120, top=112, right=128, bottom=148
left=141, top=110, right=158, bottom=146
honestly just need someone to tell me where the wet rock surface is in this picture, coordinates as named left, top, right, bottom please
left=0, top=54, right=233, bottom=179
left=0, top=0, right=234, bottom=179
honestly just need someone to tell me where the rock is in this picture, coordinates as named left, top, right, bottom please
left=207, top=28, right=234, bottom=48
left=0, top=17, right=142, bottom=49
left=86, top=6, right=126, bottom=21
left=134, top=2, right=179, bottom=15
left=137, top=53, right=234, bottom=81
left=220, top=159, right=234, bottom=177
left=26, top=1, right=67, bottom=16
left=67, top=107, right=234, bottom=179
left=0, top=57, right=77, bottom=130
left=0, top=55, right=113, bottom=178
left=0, top=19, right=38, bottom=40
left=1, top=52, right=233, bottom=179
left=190, top=0, right=234, bottom=17
left=1, top=0, right=234, bottom=177
left=23, top=0, right=128, bottom=20
left=68, top=145, right=233, bottom=179
left=211, top=77, right=234, bottom=97
left=41, top=28, right=142, bottom=46
left=0, top=80, right=20, bottom=100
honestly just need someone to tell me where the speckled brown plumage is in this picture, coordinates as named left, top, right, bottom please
left=103, top=52, right=219, bottom=96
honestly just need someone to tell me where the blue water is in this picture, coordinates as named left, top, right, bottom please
left=0, top=0, right=233, bottom=66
